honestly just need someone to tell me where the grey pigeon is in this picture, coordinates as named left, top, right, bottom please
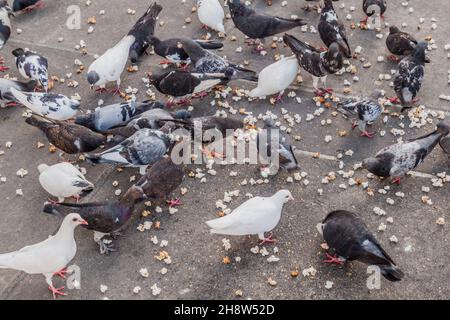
left=228, top=0, right=307, bottom=51
left=392, top=42, right=429, bottom=111
left=319, top=210, right=404, bottom=282
left=257, top=117, right=299, bottom=176
left=283, top=33, right=343, bottom=96
left=84, top=128, right=173, bottom=175
left=43, top=186, right=144, bottom=254
left=0, top=78, right=36, bottom=107
left=179, top=38, right=258, bottom=82
left=386, top=26, right=418, bottom=62
left=0, top=1, right=12, bottom=50
left=318, top=0, right=352, bottom=58
left=12, top=48, right=49, bottom=91
left=363, top=122, right=450, bottom=184
left=337, top=90, right=384, bottom=138
left=74, top=100, right=163, bottom=133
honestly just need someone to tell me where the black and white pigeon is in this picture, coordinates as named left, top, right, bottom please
left=257, top=117, right=299, bottom=176
left=148, top=35, right=223, bottom=65
left=228, top=0, right=307, bottom=51
left=148, top=70, right=228, bottom=106
left=283, top=33, right=343, bottom=96
left=11, top=87, right=80, bottom=120
left=0, top=1, right=12, bottom=50
left=85, top=127, right=173, bottom=175
left=362, top=0, right=387, bottom=26
left=318, top=0, right=352, bottom=58
left=318, top=210, right=404, bottom=282
left=392, top=42, right=429, bottom=111
left=0, top=78, right=36, bottom=107
left=386, top=26, right=418, bottom=62
left=179, top=38, right=258, bottom=82
left=133, top=157, right=185, bottom=207
left=25, top=114, right=106, bottom=154
left=74, top=100, right=162, bottom=133
left=0, top=213, right=87, bottom=299
left=336, top=89, right=384, bottom=138
left=362, top=122, right=450, bottom=184
left=12, top=0, right=44, bottom=12
left=43, top=186, right=144, bottom=254
left=128, top=2, right=162, bottom=64
left=12, top=48, right=49, bottom=91
left=439, top=136, right=450, bottom=155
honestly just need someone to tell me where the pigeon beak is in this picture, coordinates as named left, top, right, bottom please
left=80, top=219, right=89, bottom=226
left=289, top=195, right=294, bottom=201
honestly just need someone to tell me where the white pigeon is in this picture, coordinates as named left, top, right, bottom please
left=205, top=190, right=294, bottom=243
left=10, top=87, right=80, bottom=120
left=38, top=163, right=94, bottom=203
left=197, top=0, right=225, bottom=33
left=249, top=55, right=299, bottom=100
left=0, top=213, right=88, bottom=299
left=87, top=35, right=135, bottom=92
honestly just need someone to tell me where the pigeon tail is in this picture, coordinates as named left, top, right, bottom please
left=0, top=253, right=14, bottom=269
left=84, top=153, right=103, bottom=164
left=436, top=122, right=450, bottom=137
left=233, top=69, right=258, bottom=82
left=196, top=40, right=224, bottom=50
left=380, top=264, right=404, bottom=282
left=42, top=202, right=63, bottom=216
left=25, top=115, right=54, bottom=131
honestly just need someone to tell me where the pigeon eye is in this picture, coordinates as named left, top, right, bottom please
left=72, top=218, right=77, bottom=222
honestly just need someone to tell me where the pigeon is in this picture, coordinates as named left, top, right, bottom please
left=0, top=78, right=37, bottom=108
left=391, top=42, right=429, bottom=111
left=43, top=186, right=143, bottom=254
left=362, top=0, right=387, bottom=27
left=148, top=70, right=228, bottom=106
left=25, top=114, right=106, bottom=154
left=318, top=0, right=352, bottom=58
left=128, top=2, right=162, bottom=64
left=257, top=117, right=299, bottom=176
left=283, top=33, right=343, bottom=96
left=439, top=136, right=450, bottom=155
left=133, top=157, right=185, bottom=207
left=197, top=0, right=225, bottom=33
left=318, top=210, right=404, bottom=282
left=336, top=89, right=384, bottom=138
left=12, top=0, right=44, bottom=12
left=84, top=128, right=173, bottom=175
left=0, top=213, right=88, bottom=299
left=249, top=55, right=299, bottom=101
left=228, top=0, right=307, bottom=51
left=74, top=100, right=163, bottom=133
left=362, top=122, right=450, bottom=184
left=179, top=38, right=258, bottom=82
left=12, top=48, right=49, bottom=91
left=38, top=162, right=94, bottom=203
left=205, top=190, right=294, bottom=244
left=0, top=1, right=12, bottom=51
left=10, top=87, right=80, bottom=120
left=386, top=26, right=418, bottom=62
left=148, top=36, right=224, bottom=65
left=303, top=0, right=338, bottom=13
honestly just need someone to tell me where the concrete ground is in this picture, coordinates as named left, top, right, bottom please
left=0, top=0, right=448, bottom=300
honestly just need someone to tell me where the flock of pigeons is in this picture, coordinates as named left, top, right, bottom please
left=0, top=0, right=449, bottom=299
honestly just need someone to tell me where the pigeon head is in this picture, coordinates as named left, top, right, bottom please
left=174, top=110, right=192, bottom=120
left=129, top=49, right=139, bottom=64
left=87, top=71, right=100, bottom=85
left=370, top=89, right=385, bottom=100
left=323, top=43, right=343, bottom=73
left=412, top=41, right=429, bottom=63
left=389, top=26, right=401, bottom=34
left=362, top=157, right=380, bottom=173
left=37, top=163, right=49, bottom=173
left=273, top=190, right=294, bottom=204
left=122, top=185, right=145, bottom=203
left=63, top=213, right=89, bottom=229
left=12, top=48, right=25, bottom=57
left=263, top=117, right=276, bottom=128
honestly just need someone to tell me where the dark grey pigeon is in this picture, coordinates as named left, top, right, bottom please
left=386, top=26, right=418, bottom=62
left=228, top=0, right=307, bottom=49
left=12, top=48, right=49, bottom=91
left=320, top=210, right=404, bottom=282
left=74, top=100, right=163, bottom=133
left=318, top=0, right=351, bottom=58
left=362, top=122, right=450, bottom=184
left=362, top=0, right=387, bottom=24
left=42, top=185, right=144, bottom=254
left=128, top=2, right=162, bottom=64
left=257, top=117, right=299, bottom=175
left=0, top=78, right=36, bottom=107
left=12, top=0, right=43, bottom=12
left=0, top=1, right=13, bottom=50
left=179, top=38, right=258, bottom=82
left=85, top=127, right=173, bottom=175
left=337, top=90, right=384, bottom=138
left=148, top=35, right=224, bottom=65
left=439, top=136, right=450, bottom=155
left=283, top=33, right=343, bottom=96
left=392, top=42, right=429, bottom=111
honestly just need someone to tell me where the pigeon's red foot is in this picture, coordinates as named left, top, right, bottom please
left=159, top=59, right=173, bottom=65
left=319, top=47, right=328, bottom=52
left=175, top=98, right=192, bottom=106
left=179, top=63, right=189, bottom=71
left=351, top=121, right=358, bottom=130
left=110, top=87, right=122, bottom=95
left=251, top=45, right=265, bottom=54
left=192, top=91, right=208, bottom=99
left=95, top=87, right=108, bottom=93
left=54, top=268, right=68, bottom=279
left=315, top=88, right=332, bottom=97
left=201, top=24, right=209, bottom=30
left=258, top=232, right=276, bottom=245
left=166, top=198, right=182, bottom=208
left=324, top=253, right=344, bottom=265
left=47, top=198, right=60, bottom=205
left=391, top=177, right=402, bottom=185
left=165, top=100, right=176, bottom=108
left=72, top=195, right=81, bottom=203
left=0, top=66, right=10, bottom=72
left=388, top=97, right=400, bottom=104
left=387, top=54, right=400, bottom=63
left=274, top=93, right=283, bottom=103
left=48, top=286, right=67, bottom=300
left=412, top=97, right=420, bottom=104
left=361, top=130, right=375, bottom=138
left=5, top=102, right=19, bottom=107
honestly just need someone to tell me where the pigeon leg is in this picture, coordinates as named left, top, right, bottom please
left=4, top=101, right=19, bottom=107
left=387, top=54, right=400, bottom=62
left=391, top=177, right=402, bottom=185
left=98, top=239, right=116, bottom=255
left=166, top=198, right=182, bottom=207
left=159, top=59, right=173, bottom=66
left=0, top=66, right=9, bottom=72
left=258, top=232, right=276, bottom=245
left=176, top=97, right=192, bottom=106
left=95, top=87, right=108, bottom=93
left=179, top=63, right=190, bottom=71
left=72, top=195, right=81, bottom=203
left=48, top=286, right=67, bottom=299
left=110, top=86, right=122, bottom=96
left=47, top=198, right=60, bottom=205
left=35, top=0, right=45, bottom=9
left=192, top=91, right=208, bottom=99
left=412, top=97, right=420, bottom=104
left=360, top=130, right=375, bottom=138
left=201, top=25, right=209, bottom=30
left=351, top=121, right=358, bottom=130
left=54, top=268, right=68, bottom=279
left=324, top=253, right=345, bottom=265
left=360, top=16, right=369, bottom=28
left=388, top=97, right=400, bottom=104
left=165, top=99, right=176, bottom=108
left=274, top=92, right=284, bottom=103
